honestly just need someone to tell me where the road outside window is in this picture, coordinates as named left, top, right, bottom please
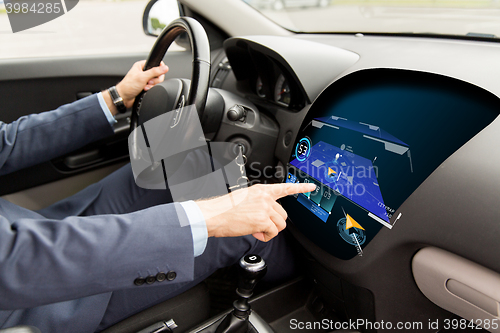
left=0, top=0, right=184, bottom=59
left=243, top=0, right=500, bottom=38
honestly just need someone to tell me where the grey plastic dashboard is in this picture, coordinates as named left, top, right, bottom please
left=221, top=34, right=500, bottom=331
left=234, top=34, right=500, bottom=101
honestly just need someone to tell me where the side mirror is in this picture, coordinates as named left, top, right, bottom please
left=142, top=0, right=181, bottom=37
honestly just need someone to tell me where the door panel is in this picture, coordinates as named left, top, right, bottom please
left=1, top=163, right=127, bottom=210
left=0, top=51, right=194, bottom=202
left=0, top=52, right=194, bottom=122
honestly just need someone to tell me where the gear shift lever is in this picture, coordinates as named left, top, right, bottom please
left=215, top=254, right=267, bottom=333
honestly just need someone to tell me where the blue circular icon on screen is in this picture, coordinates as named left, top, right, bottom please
left=295, top=138, right=311, bottom=162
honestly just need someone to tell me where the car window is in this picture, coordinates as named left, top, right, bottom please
left=0, top=0, right=184, bottom=59
left=242, top=0, right=500, bottom=39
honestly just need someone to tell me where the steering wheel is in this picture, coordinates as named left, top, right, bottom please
left=130, top=17, right=211, bottom=130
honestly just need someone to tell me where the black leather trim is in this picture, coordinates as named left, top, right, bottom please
left=131, top=17, right=211, bottom=131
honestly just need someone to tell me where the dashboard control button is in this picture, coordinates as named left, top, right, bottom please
left=227, top=105, right=246, bottom=121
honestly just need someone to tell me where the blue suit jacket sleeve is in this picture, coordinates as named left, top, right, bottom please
left=0, top=94, right=114, bottom=176
left=0, top=95, right=196, bottom=310
left=0, top=200, right=195, bottom=310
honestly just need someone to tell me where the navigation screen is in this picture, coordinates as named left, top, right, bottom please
left=290, top=140, right=387, bottom=224
left=287, top=116, right=412, bottom=228
left=281, top=69, right=498, bottom=259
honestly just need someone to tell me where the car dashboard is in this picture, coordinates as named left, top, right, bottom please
left=209, top=33, right=500, bottom=331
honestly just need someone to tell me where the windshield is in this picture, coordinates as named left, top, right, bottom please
left=242, top=0, right=500, bottom=39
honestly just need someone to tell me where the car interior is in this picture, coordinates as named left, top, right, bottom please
left=1, top=0, right=500, bottom=332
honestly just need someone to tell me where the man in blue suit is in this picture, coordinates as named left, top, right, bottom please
left=0, top=61, right=315, bottom=332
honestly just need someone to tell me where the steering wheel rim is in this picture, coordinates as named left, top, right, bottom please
left=130, top=17, right=211, bottom=131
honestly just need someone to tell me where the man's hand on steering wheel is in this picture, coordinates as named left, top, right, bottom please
left=103, top=60, right=169, bottom=115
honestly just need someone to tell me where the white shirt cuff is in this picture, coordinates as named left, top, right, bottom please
left=180, top=201, right=208, bottom=257
left=97, top=92, right=117, bottom=127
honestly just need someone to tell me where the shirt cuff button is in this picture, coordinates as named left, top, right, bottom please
left=166, top=271, right=177, bottom=281
left=156, top=272, right=166, bottom=282
left=134, top=277, right=145, bottom=286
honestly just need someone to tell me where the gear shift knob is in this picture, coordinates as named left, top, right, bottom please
left=237, top=254, right=267, bottom=297
left=215, top=254, right=267, bottom=333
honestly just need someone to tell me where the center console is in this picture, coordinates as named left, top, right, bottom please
left=187, top=254, right=273, bottom=333
left=280, top=69, right=498, bottom=259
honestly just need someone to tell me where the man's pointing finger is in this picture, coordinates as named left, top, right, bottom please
left=270, top=182, right=317, bottom=200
